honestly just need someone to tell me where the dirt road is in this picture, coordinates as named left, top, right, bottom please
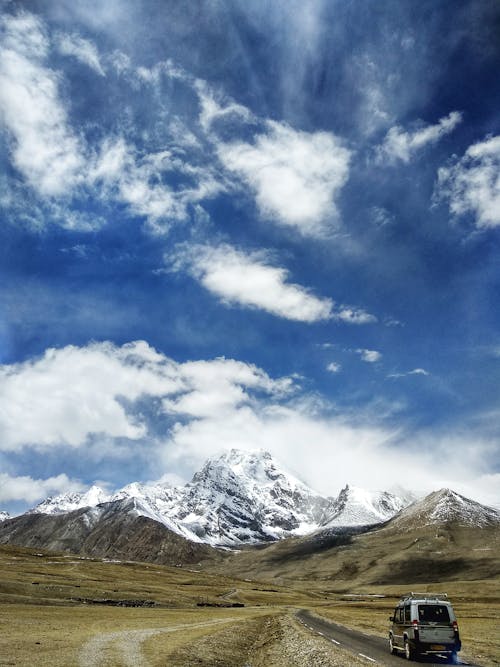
left=78, top=617, right=239, bottom=667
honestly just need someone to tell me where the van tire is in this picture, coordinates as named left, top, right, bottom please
left=449, top=652, right=458, bottom=664
left=404, top=639, right=417, bottom=661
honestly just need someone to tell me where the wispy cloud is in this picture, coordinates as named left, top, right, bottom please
left=377, top=111, right=462, bottom=164
left=169, top=243, right=334, bottom=322
left=56, top=31, right=105, bottom=76
left=0, top=12, right=85, bottom=196
left=388, top=368, right=430, bottom=379
left=217, top=121, right=351, bottom=236
left=436, top=134, right=500, bottom=228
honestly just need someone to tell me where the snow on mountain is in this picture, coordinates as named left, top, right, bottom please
left=26, top=449, right=412, bottom=546
left=321, top=484, right=407, bottom=528
left=391, top=488, right=500, bottom=530
left=31, top=485, right=110, bottom=515
left=158, top=448, right=332, bottom=546
left=0, top=511, right=10, bottom=522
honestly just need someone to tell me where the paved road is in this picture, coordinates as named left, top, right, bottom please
left=296, top=609, right=479, bottom=666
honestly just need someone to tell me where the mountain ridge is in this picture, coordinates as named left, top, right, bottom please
left=25, top=449, right=410, bottom=546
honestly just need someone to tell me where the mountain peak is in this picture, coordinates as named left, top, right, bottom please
left=391, top=488, right=500, bottom=529
left=321, top=485, right=407, bottom=528
left=31, top=485, right=110, bottom=515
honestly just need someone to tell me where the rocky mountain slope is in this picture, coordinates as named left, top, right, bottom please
left=0, top=511, right=10, bottom=522
left=388, top=488, right=500, bottom=530
left=320, top=484, right=407, bottom=527
left=211, top=488, right=500, bottom=586
left=27, top=449, right=409, bottom=546
left=0, top=497, right=218, bottom=566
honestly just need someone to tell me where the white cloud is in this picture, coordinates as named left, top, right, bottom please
left=0, top=341, right=292, bottom=451
left=336, top=307, right=376, bottom=325
left=357, top=348, right=382, bottom=363
left=378, top=111, right=462, bottom=164
left=56, top=32, right=105, bottom=76
left=0, top=13, right=85, bottom=196
left=0, top=472, right=82, bottom=504
left=436, top=134, right=500, bottom=228
left=195, top=80, right=254, bottom=133
left=171, top=243, right=334, bottom=322
left=326, top=362, right=341, bottom=373
left=0, top=341, right=498, bottom=506
left=163, top=358, right=292, bottom=419
left=0, top=341, right=182, bottom=451
left=388, top=367, right=430, bottom=378
left=160, top=398, right=500, bottom=504
left=217, top=121, right=351, bottom=236
left=89, top=137, right=222, bottom=232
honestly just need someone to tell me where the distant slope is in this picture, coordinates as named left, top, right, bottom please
left=0, top=511, right=10, bottom=522
left=388, top=488, right=500, bottom=530
left=206, top=489, right=500, bottom=586
left=0, top=498, right=219, bottom=566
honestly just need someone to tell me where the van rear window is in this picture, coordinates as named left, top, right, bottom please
left=417, top=605, right=450, bottom=623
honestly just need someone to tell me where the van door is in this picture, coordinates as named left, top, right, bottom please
left=417, top=604, right=455, bottom=647
left=393, top=606, right=405, bottom=647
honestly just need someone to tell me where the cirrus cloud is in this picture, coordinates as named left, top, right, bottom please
left=378, top=111, right=462, bottom=164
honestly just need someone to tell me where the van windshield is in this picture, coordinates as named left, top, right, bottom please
left=417, top=604, right=450, bottom=624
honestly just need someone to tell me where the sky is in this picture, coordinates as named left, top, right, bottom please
left=1, top=0, right=500, bottom=514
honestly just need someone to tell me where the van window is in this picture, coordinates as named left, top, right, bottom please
left=417, top=605, right=450, bottom=624
left=404, top=605, right=411, bottom=622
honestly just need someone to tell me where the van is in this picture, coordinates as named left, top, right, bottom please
left=389, top=592, right=461, bottom=662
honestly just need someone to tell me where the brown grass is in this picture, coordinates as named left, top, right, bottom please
left=1, top=543, right=499, bottom=666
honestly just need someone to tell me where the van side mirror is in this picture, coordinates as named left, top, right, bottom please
left=389, top=616, right=394, bottom=622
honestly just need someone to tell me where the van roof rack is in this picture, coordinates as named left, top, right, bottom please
left=400, top=592, right=448, bottom=601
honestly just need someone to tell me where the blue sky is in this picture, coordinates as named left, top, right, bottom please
left=1, top=0, right=500, bottom=514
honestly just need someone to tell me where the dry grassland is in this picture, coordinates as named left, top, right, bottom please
left=1, top=545, right=499, bottom=666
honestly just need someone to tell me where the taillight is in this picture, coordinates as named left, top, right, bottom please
left=452, top=621, right=458, bottom=632
left=412, top=619, right=419, bottom=628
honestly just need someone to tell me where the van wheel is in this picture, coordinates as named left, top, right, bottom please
left=404, top=639, right=416, bottom=661
left=449, top=652, right=458, bottom=665
left=389, top=635, right=396, bottom=654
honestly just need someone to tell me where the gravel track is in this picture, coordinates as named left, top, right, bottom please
left=78, top=617, right=238, bottom=667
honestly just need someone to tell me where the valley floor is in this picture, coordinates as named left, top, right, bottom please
left=0, top=546, right=498, bottom=666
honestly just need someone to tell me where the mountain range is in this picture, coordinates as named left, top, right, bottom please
left=1, top=449, right=499, bottom=575
left=10, top=449, right=410, bottom=546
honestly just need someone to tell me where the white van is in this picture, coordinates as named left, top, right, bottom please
left=389, top=592, right=461, bottom=662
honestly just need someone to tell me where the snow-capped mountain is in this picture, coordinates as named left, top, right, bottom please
left=0, top=511, right=10, bottom=522
left=162, top=449, right=331, bottom=545
left=321, top=484, right=407, bottom=528
left=28, top=449, right=411, bottom=546
left=31, top=485, right=110, bottom=515
left=390, top=488, right=500, bottom=530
